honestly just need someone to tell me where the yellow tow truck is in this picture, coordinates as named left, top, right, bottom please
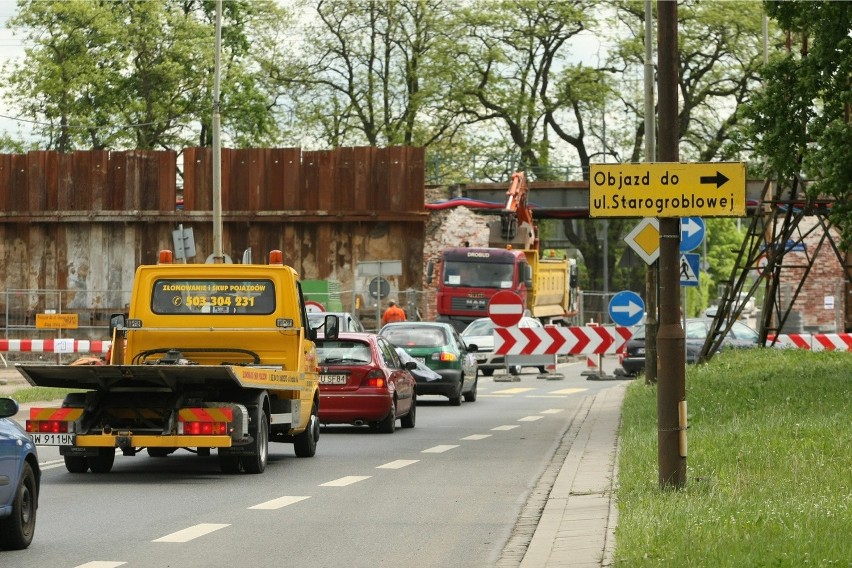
left=18, top=249, right=338, bottom=474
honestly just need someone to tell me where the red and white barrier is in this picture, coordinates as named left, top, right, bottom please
left=0, top=339, right=111, bottom=354
left=495, top=325, right=633, bottom=356
left=767, top=334, right=852, bottom=352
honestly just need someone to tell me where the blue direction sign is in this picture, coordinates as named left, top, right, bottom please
left=680, top=217, right=705, bottom=252
left=608, top=291, right=645, bottom=327
left=680, top=253, right=700, bottom=287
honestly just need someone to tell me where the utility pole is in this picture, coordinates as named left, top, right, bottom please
left=211, top=0, right=224, bottom=263
left=643, top=0, right=658, bottom=385
left=656, top=1, right=686, bottom=489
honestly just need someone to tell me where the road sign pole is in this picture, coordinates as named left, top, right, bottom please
left=657, top=1, right=686, bottom=490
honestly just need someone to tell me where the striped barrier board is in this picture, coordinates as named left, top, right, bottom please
left=0, top=339, right=111, bottom=354
left=767, top=334, right=852, bottom=352
left=495, top=325, right=633, bottom=356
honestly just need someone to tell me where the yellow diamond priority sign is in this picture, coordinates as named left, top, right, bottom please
left=625, top=218, right=660, bottom=265
left=590, top=162, right=746, bottom=218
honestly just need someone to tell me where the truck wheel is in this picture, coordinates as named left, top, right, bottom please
left=242, top=411, right=269, bottom=474
left=376, top=400, right=396, bottom=434
left=400, top=395, right=416, bottom=429
left=0, top=461, right=37, bottom=550
left=88, top=449, right=115, bottom=473
left=481, top=368, right=494, bottom=377
left=294, top=403, right=319, bottom=458
left=64, top=456, right=89, bottom=474
left=509, top=365, right=521, bottom=375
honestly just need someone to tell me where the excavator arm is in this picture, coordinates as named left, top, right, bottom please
left=496, top=171, right=538, bottom=250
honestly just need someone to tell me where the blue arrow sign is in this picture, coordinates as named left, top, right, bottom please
left=680, top=253, right=700, bottom=287
left=680, top=217, right=705, bottom=252
left=608, top=290, right=645, bottom=327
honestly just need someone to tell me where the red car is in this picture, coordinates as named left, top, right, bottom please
left=316, top=332, right=417, bottom=433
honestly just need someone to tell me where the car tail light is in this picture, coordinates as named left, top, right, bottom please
left=432, top=351, right=457, bottom=362
left=364, top=369, right=386, bottom=388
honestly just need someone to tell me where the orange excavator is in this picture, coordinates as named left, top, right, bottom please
left=490, top=171, right=539, bottom=251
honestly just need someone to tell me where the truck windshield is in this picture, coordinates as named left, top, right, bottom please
left=443, top=261, right=515, bottom=289
left=151, top=279, right=276, bottom=315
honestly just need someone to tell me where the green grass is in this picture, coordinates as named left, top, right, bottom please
left=6, top=386, right=80, bottom=404
left=614, top=349, right=852, bottom=566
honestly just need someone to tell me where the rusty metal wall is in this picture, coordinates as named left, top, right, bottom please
left=0, top=146, right=426, bottom=331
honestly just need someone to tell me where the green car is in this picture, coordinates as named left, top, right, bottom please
left=379, top=322, right=479, bottom=406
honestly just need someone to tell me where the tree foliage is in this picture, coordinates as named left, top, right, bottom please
left=744, top=1, right=851, bottom=246
left=2, top=0, right=288, bottom=151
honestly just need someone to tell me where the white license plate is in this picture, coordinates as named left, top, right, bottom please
left=30, top=433, right=75, bottom=446
left=415, top=358, right=425, bottom=364
left=320, top=374, right=348, bottom=385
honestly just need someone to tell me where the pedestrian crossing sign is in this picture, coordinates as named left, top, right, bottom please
left=680, top=253, right=700, bottom=287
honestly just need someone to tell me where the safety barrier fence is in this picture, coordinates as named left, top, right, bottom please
left=767, top=333, right=852, bottom=352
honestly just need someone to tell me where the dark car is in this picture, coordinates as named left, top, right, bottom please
left=0, top=397, right=40, bottom=550
left=380, top=322, right=478, bottom=406
left=316, top=332, right=417, bottom=433
left=621, top=318, right=759, bottom=376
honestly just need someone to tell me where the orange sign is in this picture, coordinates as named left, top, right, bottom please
left=35, top=313, right=79, bottom=329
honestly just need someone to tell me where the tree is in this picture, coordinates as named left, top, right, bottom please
left=743, top=1, right=851, bottom=247
left=1, top=0, right=288, bottom=151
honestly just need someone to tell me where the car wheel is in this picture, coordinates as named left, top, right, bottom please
left=242, top=410, right=269, bottom=474
left=400, top=395, right=416, bottom=428
left=377, top=399, right=397, bottom=433
left=509, top=365, right=521, bottom=375
left=294, top=402, right=320, bottom=457
left=0, top=461, right=37, bottom=550
left=481, top=368, right=494, bottom=377
left=88, top=448, right=116, bottom=473
left=463, top=375, right=478, bottom=402
left=448, top=376, right=463, bottom=406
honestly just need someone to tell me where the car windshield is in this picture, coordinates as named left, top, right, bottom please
left=383, top=326, right=447, bottom=347
left=463, top=319, right=494, bottom=336
left=316, top=341, right=372, bottom=364
left=443, top=261, right=515, bottom=288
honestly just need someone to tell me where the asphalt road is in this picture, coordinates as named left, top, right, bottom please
left=1, top=361, right=622, bottom=567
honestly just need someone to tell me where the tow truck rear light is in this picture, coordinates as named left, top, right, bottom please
left=26, top=408, right=82, bottom=434
left=364, top=369, right=386, bottom=388
left=26, top=420, right=70, bottom=434
left=178, top=407, right=234, bottom=436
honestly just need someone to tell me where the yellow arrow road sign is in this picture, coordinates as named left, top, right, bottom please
left=589, top=162, right=746, bottom=218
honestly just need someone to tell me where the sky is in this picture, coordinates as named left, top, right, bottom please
left=0, top=0, right=29, bottom=139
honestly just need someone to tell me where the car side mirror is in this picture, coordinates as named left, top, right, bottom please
left=466, top=343, right=478, bottom=353
left=404, top=361, right=417, bottom=371
left=324, top=314, right=340, bottom=340
left=109, top=313, right=126, bottom=336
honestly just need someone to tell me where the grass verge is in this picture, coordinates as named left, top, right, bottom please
left=615, top=348, right=852, bottom=566
left=6, top=386, right=80, bottom=404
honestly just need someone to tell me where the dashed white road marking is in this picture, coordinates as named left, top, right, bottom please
left=249, top=496, right=310, bottom=510
left=541, top=409, right=564, bottom=414
left=461, top=434, right=492, bottom=441
left=377, top=459, right=419, bottom=469
left=492, top=425, right=520, bottom=431
left=518, top=416, right=543, bottom=422
left=320, top=475, right=371, bottom=487
left=422, top=445, right=458, bottom=453
left=75, top=562, right=127, bottom=568
left=153, top=523, right=229, bottom=543
left=493, top=387, right=536, bottom=394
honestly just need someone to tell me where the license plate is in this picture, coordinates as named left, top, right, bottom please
left=476, top=354, right=487, bottom=362
left=320, top=374, right=348, bottom=385
left=415, top=358, right=425, bottom=364
left=30, top=433, right=75, bottom=446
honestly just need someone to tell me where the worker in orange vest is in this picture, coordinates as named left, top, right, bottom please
left=381, top=298, right=407, bottom=326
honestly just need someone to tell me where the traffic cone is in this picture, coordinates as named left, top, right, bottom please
left=586, top=355, right=597, bottom=369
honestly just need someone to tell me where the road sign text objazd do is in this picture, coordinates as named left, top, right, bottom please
left=590, top=162, right=745, bottom=218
